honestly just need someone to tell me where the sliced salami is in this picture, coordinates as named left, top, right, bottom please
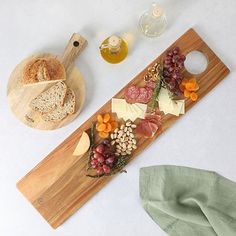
left=136, top=88, right=148, bottom=103
left=124, top=85, right=140, bottom=103
left=145, top=87, right=153, bottom=102
left=125, top=84, right=154, bottom=104
left=146, top=80, right=157, bottom=89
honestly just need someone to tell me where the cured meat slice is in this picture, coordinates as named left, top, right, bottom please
left=125, top=84, right=154, bottom=104
left=135, top=108, right=162, bottom=138
left=136, top=120, right=153, bottom=138
left=145, top=87, right=153, bottom=102
left=146, top=80, right=157, bottom=89
left=136, top=87, right=148, bottom=103
left=124, top=85, right=140, bottom=103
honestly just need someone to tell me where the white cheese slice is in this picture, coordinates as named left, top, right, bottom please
left=111, top=98, right=147, bottom=121
left=157, top=88, right=185, bottom=116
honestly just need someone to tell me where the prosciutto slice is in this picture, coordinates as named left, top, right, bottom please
left=135, top=108, right=161, bottom=138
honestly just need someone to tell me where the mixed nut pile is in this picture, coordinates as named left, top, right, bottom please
left=110, top=121, right=137, bottom=156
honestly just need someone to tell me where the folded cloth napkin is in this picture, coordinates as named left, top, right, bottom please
left=140, top=165, right=236, bottom=236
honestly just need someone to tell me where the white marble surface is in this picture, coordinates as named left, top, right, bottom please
left=0, top=0, right=236, bottom=235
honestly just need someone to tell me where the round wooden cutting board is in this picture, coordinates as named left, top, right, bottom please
left=7, top=33, right=87, bottom=130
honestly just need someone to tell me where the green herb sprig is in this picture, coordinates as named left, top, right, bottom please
left=87, top=122, right=95, bottom=170
left=150, top=62, right=164, bottom=112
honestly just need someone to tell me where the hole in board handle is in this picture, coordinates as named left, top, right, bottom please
left=73, top=41, right=80, bottom=47
left=184, top=50, right=208, bottom=75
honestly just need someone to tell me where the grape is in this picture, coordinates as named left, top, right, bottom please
left=91, top=159, right=98, bottom=169
left=97, top=166, right=104, bottom=175
left=180, top=55, right=186, bottom=61
left=93, top=152, right=103, bottom=160
left=164, top=58, right=171, bottom=65
left=91, top=159, right=98, bottom=165
left=172, top=55, right=179, bottom=63
left=173, top=47, right=180, bottom=55
left=163, top=70, right=170, bottom=77
left=97, top=155, right=105, bottom=164
left=104, top=151, right=112, bottom=158
left=95, top=144, right=105, bottom=154
left=90, top=139, right=117, bottom=175
left=106, top=156, right=115, bottom=165
left=103, top=139, right=110, bottom=146
left=168, top=66, right=174, bottom=72
left=103, top=139, right=109, bottom=145
left=167, top=51, right=173, bottom=57
left=163, top=77, right=171, bottom=84
left=165, top=55, right=171, bottom=60
left=103, top=165, right=111, bottom=174
left=163, top=47, right=186, bottom=96
left=178, top=62, right=184, bottom=69
left=172, top=73, right=178, bottom=80
left=168, top=80, right=176, bottom=90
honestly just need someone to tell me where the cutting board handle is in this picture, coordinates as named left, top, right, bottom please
left=61, top=33, right=87, bottom=71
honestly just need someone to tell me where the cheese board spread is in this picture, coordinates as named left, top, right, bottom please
left=17, top=28, right=230, bottom=228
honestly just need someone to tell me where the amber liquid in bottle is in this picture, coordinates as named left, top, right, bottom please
left=99, top=35, right=128, bottom=64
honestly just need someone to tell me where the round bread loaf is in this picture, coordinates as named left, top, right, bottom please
left=22, top=57, right=66, bottom=86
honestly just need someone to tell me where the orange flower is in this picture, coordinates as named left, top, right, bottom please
left=96, top=113, right=118, bottom=138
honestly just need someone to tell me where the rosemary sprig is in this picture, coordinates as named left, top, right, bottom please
left=150, top=62, right=164, bottom=112
left=87, top=122, right=95, bottom=170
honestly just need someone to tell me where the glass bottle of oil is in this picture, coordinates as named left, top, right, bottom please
left=139, top=3, right=167, bottom=37
left=99, top=35, right=128, bottom=64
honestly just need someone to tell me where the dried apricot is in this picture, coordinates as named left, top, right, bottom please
left=110, top=121, right=118, bottom=130
left=190, top=92, right=198, bottom=101
left=192, top=83, right=199, bottom=91
left=99, top=131, right=109, bottom=138
left=189, top=78, right=197, bottom=85
left=104, top=123, right=112, bottom=132
left=185, top=82, right=195, bottom=91
left=184, top=89, right=191, bottom=98
left=96, top=123, right=106, bottom=132
left=97, top=114, right=103, bottom=123
left=182, top=78, right=188, bottom=86
left=103, top=113, right=111, bottom=123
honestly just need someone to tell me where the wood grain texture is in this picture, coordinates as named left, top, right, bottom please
left=17, top=28, right=230, bottom=228
left=7, top=33, right=87, bottom=130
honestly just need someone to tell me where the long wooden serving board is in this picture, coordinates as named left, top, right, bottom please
left=17, top=28, right=230, bottom=228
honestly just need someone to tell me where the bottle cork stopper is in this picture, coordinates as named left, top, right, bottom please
left=152, top=6, right=163, bottom=18
left=108, top=35, right=121, bottom=48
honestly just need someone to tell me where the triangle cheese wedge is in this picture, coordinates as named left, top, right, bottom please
left=73, top=132, right=90, bottom=156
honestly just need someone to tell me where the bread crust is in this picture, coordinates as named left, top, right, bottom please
left=22, top=57, right=66, bottom=85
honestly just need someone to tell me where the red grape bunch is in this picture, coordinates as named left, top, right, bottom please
left=163, top=47, right=186, bottom=96
left=90, top=139, right=116, bottom=175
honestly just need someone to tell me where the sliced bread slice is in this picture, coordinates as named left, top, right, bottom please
left=42, top=88, right=76, bottom=122
left=30, top=81, right=67, bottom=113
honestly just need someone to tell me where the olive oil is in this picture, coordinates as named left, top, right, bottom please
left=99, top=35, right=128, bottom=64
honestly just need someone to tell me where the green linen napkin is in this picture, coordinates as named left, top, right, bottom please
left=140, top=165, right=236, bottom=236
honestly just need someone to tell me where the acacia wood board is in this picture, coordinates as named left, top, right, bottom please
left=17, top=28, right=230, bottom=228
left=7, top=33, right=87, bottom=130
